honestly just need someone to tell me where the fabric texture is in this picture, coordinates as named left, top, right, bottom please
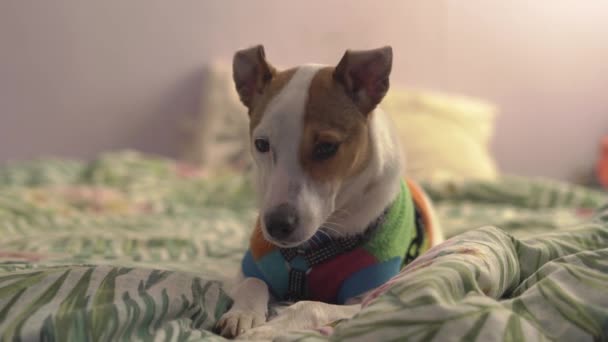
left=0, top=151, right=607, bottom=341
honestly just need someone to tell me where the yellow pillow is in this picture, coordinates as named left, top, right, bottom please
left=382, top=87, right=499, bottom=183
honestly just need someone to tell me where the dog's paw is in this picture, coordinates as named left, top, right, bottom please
left=215, top=309, right=266, bottom=338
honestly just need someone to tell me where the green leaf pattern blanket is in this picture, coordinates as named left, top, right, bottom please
left=0, top=152, right=606, bottom=341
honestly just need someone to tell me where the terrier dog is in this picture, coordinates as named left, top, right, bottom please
left=216, top=45, right=443, bottom=338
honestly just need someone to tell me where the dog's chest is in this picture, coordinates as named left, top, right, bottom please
left=242, top=180, right=431, bottom=304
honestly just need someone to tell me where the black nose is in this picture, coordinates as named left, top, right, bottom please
left=264, top=203, right=299, bottom=240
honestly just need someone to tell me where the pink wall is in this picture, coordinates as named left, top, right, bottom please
left=1, top=1, right=607, bottom=180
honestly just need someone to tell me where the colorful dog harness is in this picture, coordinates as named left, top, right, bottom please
left=242, top=179, right=434, bottom=304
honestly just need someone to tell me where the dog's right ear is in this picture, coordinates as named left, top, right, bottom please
left=233, top=45, right=276, bottom=111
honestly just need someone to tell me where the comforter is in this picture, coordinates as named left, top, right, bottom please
left=0, top=152, right=606, bottom=341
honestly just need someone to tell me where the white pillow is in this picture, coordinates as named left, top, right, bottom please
left=179, top=64, right=499, bottom=182
left=179, top=62, right=251, bottom=172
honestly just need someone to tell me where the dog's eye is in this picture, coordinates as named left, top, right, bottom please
left=313, top=142, right=340, bottom=161
left=254, top=138, right=270, bottom=153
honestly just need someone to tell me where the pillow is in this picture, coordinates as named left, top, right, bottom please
left=179, top=63, right=499, bottom=183
left=382, top=88, right=499, bottom=183
left=179, top=62, right=251, bottom=173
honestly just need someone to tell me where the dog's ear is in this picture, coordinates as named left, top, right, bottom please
left=233, top=45, right=276, bottom=111
left=334, top=46, right=393, bottom=115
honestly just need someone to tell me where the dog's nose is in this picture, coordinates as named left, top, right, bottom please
left=264, top=203, right=299, bottom=241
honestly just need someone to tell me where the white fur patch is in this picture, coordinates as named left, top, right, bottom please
left=252, top=65, right=325, bottom=245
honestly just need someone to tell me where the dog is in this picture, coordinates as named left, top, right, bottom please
left=216, top=45, right=443, bottom=338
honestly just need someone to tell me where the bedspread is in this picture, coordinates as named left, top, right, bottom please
left=0, top=151, right=606, bottom=341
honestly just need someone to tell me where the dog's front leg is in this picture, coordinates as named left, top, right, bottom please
left=216, top=275, right=269, bottom=338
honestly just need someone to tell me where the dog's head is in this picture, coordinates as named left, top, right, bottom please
left=233, top=45, right=393, bottom=247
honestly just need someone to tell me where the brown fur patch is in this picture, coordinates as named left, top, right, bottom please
left=407, top=179, right=437, bottom=246
left=249, top=68, right=297, bottom=133
left=300, top=68, right=371, bottom=182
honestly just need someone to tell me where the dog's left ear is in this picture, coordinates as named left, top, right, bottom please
left=334, top=46, right=393, bottom=115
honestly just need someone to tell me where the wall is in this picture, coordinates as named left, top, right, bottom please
left=1, top=1, right=607, bottom=180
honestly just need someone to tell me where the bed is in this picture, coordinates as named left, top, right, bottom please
left=0, top=151, right=606, bottom=341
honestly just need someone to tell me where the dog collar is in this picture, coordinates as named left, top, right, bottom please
left=278, top=207, right=391, bottom=301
